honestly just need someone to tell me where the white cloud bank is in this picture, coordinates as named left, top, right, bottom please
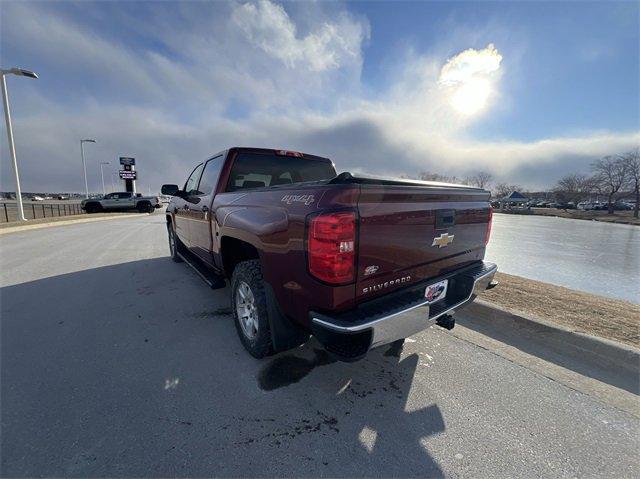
left=0, top=1, right=637, bottom=193
left=232, top=0, right=366, bottom=71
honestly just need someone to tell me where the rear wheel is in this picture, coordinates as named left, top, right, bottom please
left=167, top=223, right=183, bottom=262
left=137, top=202, right=153, bottom=213
left=231, top=260, right=273, bottom=358
left=85, top=202, right=102, bottom=214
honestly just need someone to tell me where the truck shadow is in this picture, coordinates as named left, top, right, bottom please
left=257, top=344, right=447, bottom=476
left=456, top=305, right=639, bottom=395
left=1, top=257, right=446, bottom=477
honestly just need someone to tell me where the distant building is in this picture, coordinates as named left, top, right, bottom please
left=499, top=191, right=529, bottom=210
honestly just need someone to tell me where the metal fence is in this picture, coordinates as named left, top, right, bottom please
left=1, top=202, right=85, bottom=223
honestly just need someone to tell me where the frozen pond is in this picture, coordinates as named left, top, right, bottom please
left=485, top=213, right=639, bottom=303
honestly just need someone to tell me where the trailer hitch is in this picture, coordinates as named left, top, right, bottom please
left=435, top=314, right=455, bottom=330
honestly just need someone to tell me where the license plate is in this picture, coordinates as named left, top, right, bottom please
left=425, top=279, right=448, bottom=304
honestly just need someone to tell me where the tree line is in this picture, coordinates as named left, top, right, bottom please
left=405, top=148, right=639, bottom=218
left=554, top=148, right=639, bottom=217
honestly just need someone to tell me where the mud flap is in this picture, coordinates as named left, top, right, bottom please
left=264, top=281, right=309, bottom=353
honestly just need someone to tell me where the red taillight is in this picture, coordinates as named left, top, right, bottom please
left=307, top=211, right=356, bottom=284
left=484, top=207, right=493, bottom=246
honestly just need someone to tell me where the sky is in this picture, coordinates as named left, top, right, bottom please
left=0, top=0, right=638, bottom=193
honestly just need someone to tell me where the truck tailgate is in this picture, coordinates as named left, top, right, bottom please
left=355, top=184, right=491, bottom=303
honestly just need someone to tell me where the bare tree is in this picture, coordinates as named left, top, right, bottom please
left=466, top=171, right=493, bottom=189
left=553, top=173, right=593, bottom=203
left=418, top=171, right=463, bottom=184
left=620, top=148, right=639, bottom=218
left=591, top=156, right=628, bottom=214
left=493, top=183, right=523, bottom=199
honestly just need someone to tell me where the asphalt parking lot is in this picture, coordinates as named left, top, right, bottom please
left=1, top=214, right=638, bottom=477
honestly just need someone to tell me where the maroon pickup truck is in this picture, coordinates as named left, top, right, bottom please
left=162, top=147, right=497, bottom=361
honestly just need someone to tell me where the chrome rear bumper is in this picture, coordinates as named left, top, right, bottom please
left=310, top=261, right=497, bottom=360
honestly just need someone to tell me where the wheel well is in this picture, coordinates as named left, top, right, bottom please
left=221, top=236, right=260, bottom=278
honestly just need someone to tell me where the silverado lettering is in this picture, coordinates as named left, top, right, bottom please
left=362, top=276, right=411, bottom=294
left=162, top=147, right=497, bottom=362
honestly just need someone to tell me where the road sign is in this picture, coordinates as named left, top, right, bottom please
left=119, top=157, right=135, bottom=166
left=119, top=170, right=137, bottom=180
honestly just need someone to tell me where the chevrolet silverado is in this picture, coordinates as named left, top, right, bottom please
left=162, top=147, right=497, bottom=361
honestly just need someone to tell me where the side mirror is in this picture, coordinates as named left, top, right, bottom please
left=161, top=184, right=180, bottom=196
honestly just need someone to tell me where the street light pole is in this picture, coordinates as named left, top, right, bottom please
left=1, top=67, right=38, bottom=221
left=80, top=139, right=96, bottom=199
left=99, top=161, right=110, bottom=196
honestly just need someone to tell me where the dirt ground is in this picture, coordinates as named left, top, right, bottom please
left=482, top=272, right=640, bottom=348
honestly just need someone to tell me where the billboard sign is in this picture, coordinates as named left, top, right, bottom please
left=119, top=157, right=136, bottom=166
left=119, top=170, right=137, bottom=180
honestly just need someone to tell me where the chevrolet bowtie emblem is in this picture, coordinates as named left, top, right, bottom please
left=432, top=232, right=455, bottom=248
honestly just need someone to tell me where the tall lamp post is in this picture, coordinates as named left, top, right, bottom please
left=80, top=139, right=96, bottom=198
left=99, top=161, right=110, bottom=196
left=1, top=67, right=38, bottom=222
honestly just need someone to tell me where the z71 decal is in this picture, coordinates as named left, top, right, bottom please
left=281, top=194, right=315, bottom=206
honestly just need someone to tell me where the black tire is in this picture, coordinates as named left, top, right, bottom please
left=167, top=223, right=183, bottom=263
left=85, top=202, right=101, bottom=214
left=137, top=202, right=152, bottom=213
left=231, top=260, right=273, bottom=359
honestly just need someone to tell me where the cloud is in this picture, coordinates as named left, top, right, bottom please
left=0, top=2, right=637, bottom=194
left=232, top=0, right=367, bottom=72
left=439, top=44, right=503, bottom=86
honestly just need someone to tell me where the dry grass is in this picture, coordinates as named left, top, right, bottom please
left=531, top=208, right=640, bottom=225
left=482, top=272, right=640, bottom=348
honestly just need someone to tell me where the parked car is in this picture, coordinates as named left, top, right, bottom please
left=614, top=202, right=633, bottom=211
left=81, top=192, right=161, bottom=213
left=31, top=195, right=44, bottom=201
left=162, top=147, right=497, bottom=361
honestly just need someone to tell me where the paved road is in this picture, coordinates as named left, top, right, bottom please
left=1, top=215, right=638, bottom=478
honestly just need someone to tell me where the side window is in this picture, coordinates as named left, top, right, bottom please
left=184, top=164, right=204, bottom=196
left=195, top=156, right=224, bottom=196
left=118, top=192, right=132, bottom=199
left=104, top=193, right=115, bottom=199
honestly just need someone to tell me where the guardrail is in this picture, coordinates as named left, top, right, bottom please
left=1, top=202, right=84, bottom=223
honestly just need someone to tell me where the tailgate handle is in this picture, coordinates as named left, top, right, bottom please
left=436, top=209, right=456, bottom=229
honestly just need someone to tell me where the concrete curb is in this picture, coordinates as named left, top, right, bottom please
left=472, top=299, right=640, bottom=359
left=461, top=299, right=639, bottom=396
left=0, top=213, right=143, bottom=235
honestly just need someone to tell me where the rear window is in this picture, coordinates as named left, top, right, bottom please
left=226, top=153, right=336, bottom=191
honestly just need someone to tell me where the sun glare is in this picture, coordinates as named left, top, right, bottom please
left=450, top=78, right=491, bottom=116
